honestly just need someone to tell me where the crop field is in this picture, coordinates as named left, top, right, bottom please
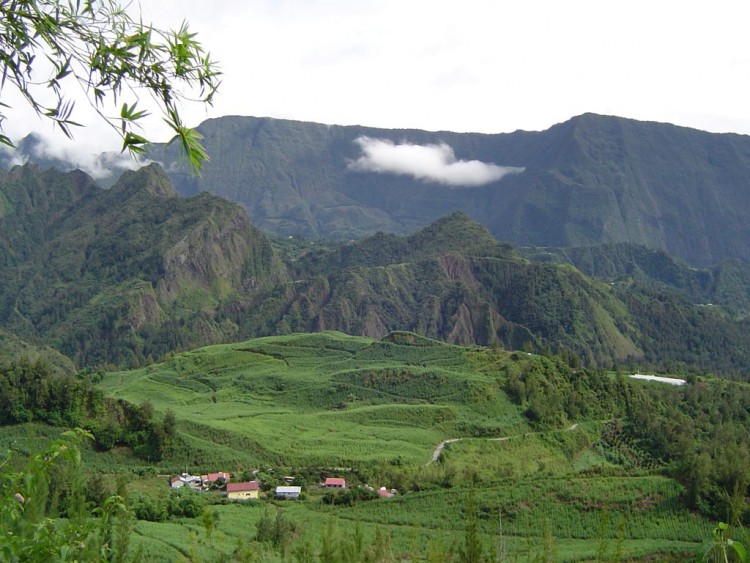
left=99, top=331, right=531, bottom=468
left=120, top=478, right=709, bottom=562
left=331, top=476, right=710, bottom=541
left=90, top=331, right=717, bottom=560
left=433, top=423, right=611, bottom=481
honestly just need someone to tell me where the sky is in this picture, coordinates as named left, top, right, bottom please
left=4, top=0, right=750, bottom=170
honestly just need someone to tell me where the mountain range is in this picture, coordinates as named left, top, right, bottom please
left=2, top=161, right=750, bottom=374
left=7, top=113, right=750, bottom=267
left=3, top=114, right=750, bottom=562
left=142, top=113, right=750, bottom=267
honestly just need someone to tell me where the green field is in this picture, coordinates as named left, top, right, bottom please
left=86, top=331, right=722, bottom=560
left=100, top=331, right=531, bottom=468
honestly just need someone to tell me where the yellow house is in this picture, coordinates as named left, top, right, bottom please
left=226, top=481, right=260, bottom=500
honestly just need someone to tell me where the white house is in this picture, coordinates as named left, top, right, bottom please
left=169, top=473, right=202, bottom=490
left=275, top=486, right=302, bottom=500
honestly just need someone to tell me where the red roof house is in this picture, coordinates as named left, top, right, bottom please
left=201, top=472, right=230, bottom=486
left=226, top=481, right=259, bottom=500
left=378, top=487, right=395, bottom=498
left=324, top=477, right=346, bottom=488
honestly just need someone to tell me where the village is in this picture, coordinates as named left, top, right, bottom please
left=168, top=471, right=396, bottom=502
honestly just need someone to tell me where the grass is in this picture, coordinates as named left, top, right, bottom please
left=99, top=331, right=529, bottom=468
left=88, top=332, right=717, bottom=560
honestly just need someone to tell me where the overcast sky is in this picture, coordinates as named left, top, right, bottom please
left=6, top=0, right=750, bottom=161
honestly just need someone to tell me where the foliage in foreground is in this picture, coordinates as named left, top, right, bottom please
left=0, top=428, right=135, bottom=562
left=0, top=0, right=220, bottom=171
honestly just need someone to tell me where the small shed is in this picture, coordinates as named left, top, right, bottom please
left=275, top=486, right=302, bottom=500
left=226, top=481, right=260, bottom=500
left=324, top=477, right=346, bottom=489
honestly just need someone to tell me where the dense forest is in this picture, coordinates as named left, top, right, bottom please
left=0, top=360, right=176, bottom=462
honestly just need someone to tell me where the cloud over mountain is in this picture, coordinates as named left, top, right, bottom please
left=3, top=132, right=142, bottom=181
left=348, top=136, right=524, bottom=187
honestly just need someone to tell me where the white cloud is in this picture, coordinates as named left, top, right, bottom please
left=0, top=146, right=28, bottom=168
left=15, top=132, right=144, bottom=180
left=348, top=137, right=524, bottom=187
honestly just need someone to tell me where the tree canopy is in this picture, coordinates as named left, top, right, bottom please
left=0, top=0, right=220, bottom=172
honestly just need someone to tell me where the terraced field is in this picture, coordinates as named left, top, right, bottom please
left=96, top=331, right=714, bottom=561
left=100, top=331, right=530, bottom=467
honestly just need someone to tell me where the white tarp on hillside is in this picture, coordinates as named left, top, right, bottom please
left=629, top=374, right=687, bottom=386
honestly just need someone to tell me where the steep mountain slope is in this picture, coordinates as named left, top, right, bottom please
left=147, top=113, right=750, bottom=266
left=147, top=115, right=535, bottom=240
left=522, top=242, right=750, bottom=319
left=0, top=164, right=98, bottom=268
left=0, top=164, right=281, bottom=367
left=222, top=213, right=750, bottom=373
left=2, top=165, right=749, bottom=374
left=494, top=114, right=750, bottom=264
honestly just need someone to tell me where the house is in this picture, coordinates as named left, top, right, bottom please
left=201, top=471, right=231, bottom=488
left=226, top=481, right=260, bottom=500
left=324, top=477, right=346, bottom=489
left=377, top=487, right=395, bottom=498
left=170, top=473, right=202, bottom=490
left=275, top=486, right=302, bottom=500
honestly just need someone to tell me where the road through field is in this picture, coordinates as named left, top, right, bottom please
left=427, top=422, right=581, bottom=465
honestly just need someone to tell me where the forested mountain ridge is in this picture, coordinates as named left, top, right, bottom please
left=522, top=242, right=750, bottom=319
left=2, top=165, right=750, bottom=375
left=0, top=163, right=281, bottom=367
left=142, top=113, right=750, bottom=266
left=0, top=164, right=98, bottom=268
left=225, top=212, right=750, bottom=374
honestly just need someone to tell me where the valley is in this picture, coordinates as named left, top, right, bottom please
left=2, top=114, right=750, bottom=561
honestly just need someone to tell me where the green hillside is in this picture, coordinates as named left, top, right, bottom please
left=99, top=331, right=528, bottom=467
left=84, top=331, right=742, bottom=561
left=522, top=242, right=750, bottom=320
left=0, top=327, right=76, bottom=376
left=3, top=161, right=750, bottom=377
left=226, top=213, right=750, bottom=374
left=0, top=163, right=281, bottom=367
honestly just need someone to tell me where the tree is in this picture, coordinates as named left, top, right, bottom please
left=201, top=507, right=217, bottom=546
left=458, top=489, right=485, bottom=563
left=0, top=0, right=220, bottom=172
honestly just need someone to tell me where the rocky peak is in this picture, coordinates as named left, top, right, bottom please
left=108, top=163, right=177, bottom=200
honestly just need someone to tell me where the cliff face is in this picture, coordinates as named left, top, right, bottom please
left=149, top=113, right=750, bottom=266
left=157, top=198, right=269, bottom=303
left=0, top=163, right=281, bottom=368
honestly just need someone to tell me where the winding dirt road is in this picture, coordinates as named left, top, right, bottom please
left=427, top=422, right=581, bottom=465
